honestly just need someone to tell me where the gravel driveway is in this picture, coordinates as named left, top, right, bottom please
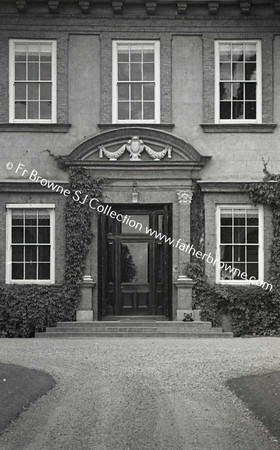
left=0, top=337, right=280, bottom=450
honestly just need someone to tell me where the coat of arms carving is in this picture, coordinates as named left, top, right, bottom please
left=99, top=136, right=172, bottom=161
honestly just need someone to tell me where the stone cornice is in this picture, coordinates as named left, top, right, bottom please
left=198, top=180, right=250, bottom=193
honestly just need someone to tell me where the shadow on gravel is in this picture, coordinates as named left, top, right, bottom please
left=0, top=362, right=55, bottom=433
left=227, top=372, right=280, bottom=441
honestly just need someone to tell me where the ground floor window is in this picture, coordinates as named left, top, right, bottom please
left=216, top=205, right=263, bottom=283
left=6, top=204, right=55, bottom=284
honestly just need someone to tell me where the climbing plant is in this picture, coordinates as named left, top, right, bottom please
left=0, top=166, right=103, bottom=337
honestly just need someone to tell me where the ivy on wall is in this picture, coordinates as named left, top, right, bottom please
left=186, top=165, right=280, bottom=336
left=0, top=167, right=103, bottom=338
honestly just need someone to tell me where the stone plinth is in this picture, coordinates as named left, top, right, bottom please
left=174, top=275, right=195, bottom=321
left=76, top=275, right=96, bottom=321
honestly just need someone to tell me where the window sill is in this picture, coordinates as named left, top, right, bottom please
left=98, top=123, right=175, bottom=132
left=200, top=123, right=277, bottom=133
left=0, top=123, right=71, bottom=133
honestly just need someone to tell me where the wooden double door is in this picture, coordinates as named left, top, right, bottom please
left=99, top=205, right=171, bottom=318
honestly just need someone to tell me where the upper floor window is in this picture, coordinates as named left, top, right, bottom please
left=6, top=204, right=55, bottom=284
left=215, top=41, right=262, bottom=123
left=112, top=41, right=160, bottom=123
left=216, top=205, right=263, bottom=284
left=9, top=40, right=57, bottom=123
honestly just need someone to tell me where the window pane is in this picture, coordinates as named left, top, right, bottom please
left=15, top=63, right=26, bottom=81
left=131, top=83, right=142, bottom=100
left=245, top=44, right=256, bottom=61
left=220, top=102, right=231, bottom=119
left=143, top=102, right=154, bottom=120
left=245, top=83, right=256, bottom=100
left=233, top=83, right=243, bottom=100
left=15, top=102, right=26, bottom=119
left=131, top=63, right=142, bottom=81
left=221, top=227, right=232, bottom=243
left=247, top=210, right=259, bottom=225
left=12, top=263, right=23, bottom=280
left=233, top=102, right=243, bottom=120
left=234, top=245, right=245, bottom=262
left=28, top=101, right=39, bottom=120
left=40, top=51, right=52, bottom=62
left=12, top=246, right=24, bottom=262
left=25, top=262, right=37, bottom=279
left=27, top=44, right=40, bottom=57
left=143, top=63, right=154, bottom=81
left=143, top=84, right=154, bottom=101
left=118, top=84, right=129, bottom=101
left=219, top=44, right=231, bottom=61
left=118, top=46, right=129, bottom=62
left=247, top=227, right=258, bottom=243
left=38, top=263, right=50, bottom=280
left=247, top=246, right=258, bottom=262
left=220, top=63, right=231, bottom=80
left=25, top=245, right=37, bottom=262
left=234, top=227, right=245, bottom=243
left=15, top=83, right=26, bottom=100
left=38, top=227, right=50, bottom=243
left=233, top=263, right=246, bottom=280
left=40, top=102, right=52, bottom=120
left=131, top=102, right=142, bottom=120
left=234, top=209, right=245, bottom=226
left=143, top=47, right=154, bottom=62
left=28, top=83, right=39, bottom=101
left=220, top=245, right=232, bottom=262
left=28, top=63, right=39, bottom=80
left=15, top=45, right=27, bottom=61
left=130, top=46, right=142, bottom=62
left=232, top=63, right=243, bottom=80
left=40, top=63, right=51, bottom=81
left=245, top=102, right=256, bottom=120
left=40, top=83, right=52, bottom=101
left=118, top=102, right=129, bottom=120
left=12, top=227, right=23, bottom=243
left=25, top=210, right=37, bottom=225
left=118, top=63, right=129, bottom=81
left=247, top=263, right=258, bottom=278
left=232, top=44, right=244, bottom=61
left=25, top=227, right=37, bottom=243
left=38, top=210, right=50, bottom=225
left=245, top=63, right=256, bottom=80
left=12, top=210, right=24, bottom=225
left=220, top=83, right=231, bottom=101
left=39, top=246, right=50, bottom=261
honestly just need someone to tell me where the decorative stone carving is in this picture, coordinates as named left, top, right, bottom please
left=16, top=0, right=27, bottom=11
left=48, top=0, right=59, bottom=12
left=112, top=0, right=123, bottom=13
left=99, top=136, right=172, bottom=161
left=79, top=0, right=90, bottom=13
left=177, top=190, right=193, bottom=204
left=208, top=0, right=219, bottom=14
left=177, top=1, right=187, bottom=14
left=146, top=0, right=157, bottom=14
left=240, top=0, right=251, bottom=13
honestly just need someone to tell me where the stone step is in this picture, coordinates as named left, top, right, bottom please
left=56, top=321, right=213, bottom=329
left=46, top=326, right=222, bottom=333
left=36, top=331, right=233, bottom=338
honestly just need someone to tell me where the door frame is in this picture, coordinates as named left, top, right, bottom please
left=98, top=203, right=172, bottom=320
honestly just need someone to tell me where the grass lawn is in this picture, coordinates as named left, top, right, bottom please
left=0, top=362, right=55, bottom=433
left=227, top=372, right=280, bottom=441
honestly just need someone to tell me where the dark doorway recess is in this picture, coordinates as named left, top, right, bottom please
left=98, top=204, right=172, bottom=319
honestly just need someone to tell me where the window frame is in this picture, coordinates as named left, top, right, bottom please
left=214, top=40, right=262, bottom=124
left=215, top=204, right=264, bottom=285
left=9, top=39, right=57, bottom=124
left=112, top=40, right=160, bottom=124
left=6, top=204, right=55, bottom=284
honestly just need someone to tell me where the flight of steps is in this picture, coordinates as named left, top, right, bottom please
left=35, top=316, right=233, bottom=338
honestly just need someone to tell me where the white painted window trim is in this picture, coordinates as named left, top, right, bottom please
left=112, top=40, right=160, bottom=124
left=6, top=204, right=56, bottom=284
left=215, top=204, right=264, bottom=285
left=214, top=40, right=262, bottom=124
left=9, top=39, right=57, bottom=124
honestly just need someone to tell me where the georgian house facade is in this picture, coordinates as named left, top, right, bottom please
left=0, top=0, right=278, bottom=322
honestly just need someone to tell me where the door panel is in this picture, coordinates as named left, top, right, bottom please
left=99, top=205, right=171, bottom=317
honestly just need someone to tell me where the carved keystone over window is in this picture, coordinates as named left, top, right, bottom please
left=99, top=136, right=172, bottom=161
left=177, top=190, right=193, bottom=204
